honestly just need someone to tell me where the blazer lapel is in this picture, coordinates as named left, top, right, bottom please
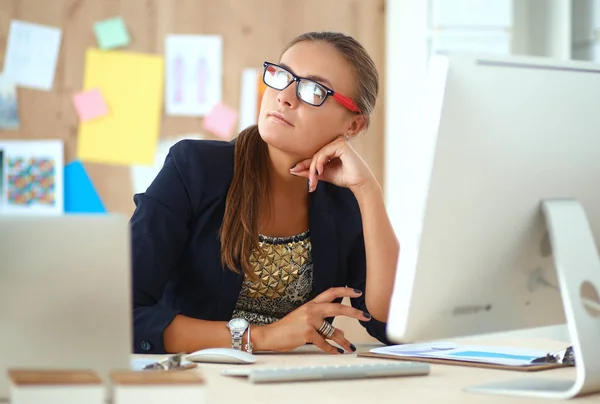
left=309, top=184, right=339, bottom=297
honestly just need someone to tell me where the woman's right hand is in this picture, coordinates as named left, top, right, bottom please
left=253, top=287, right=372, bottom=354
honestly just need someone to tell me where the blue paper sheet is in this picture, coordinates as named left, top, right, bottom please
left=64, top=160, right=106, bottom=213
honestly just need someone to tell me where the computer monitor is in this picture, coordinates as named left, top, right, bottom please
left=386, top=53, right=600, bottom=399
left=0, top=215, right=132, bottom=400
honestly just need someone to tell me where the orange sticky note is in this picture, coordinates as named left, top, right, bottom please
left=202, top=102, right=238, bottom=140
left=72, top=88, right=109, bottom=121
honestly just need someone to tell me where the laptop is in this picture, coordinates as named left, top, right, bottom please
left=0, top=215, right=132, bottom=400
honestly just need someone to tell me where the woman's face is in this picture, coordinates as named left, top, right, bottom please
left=258, top=40, right=362, bottom=160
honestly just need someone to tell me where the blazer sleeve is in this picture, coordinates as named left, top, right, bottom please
left=346, top=232, right=392, bottom=345
left=130, top=141, right=204, bottom=354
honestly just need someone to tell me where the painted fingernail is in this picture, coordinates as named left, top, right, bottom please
left=353, top=288, right=362, bottom=294
left=308, top=180, right=311, bottom=192
left=350, top=344, right=357, bottom=352
left=363, top=311, right=372, bottom=320
left=337, top=348, right=344, bottom=354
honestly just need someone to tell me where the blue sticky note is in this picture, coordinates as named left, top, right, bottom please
left=64, top=160, right=106, bottom=213
left=93, top=17, right=130, bottom=49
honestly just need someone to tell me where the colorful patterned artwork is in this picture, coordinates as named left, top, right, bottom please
left=6, top=157, right=56, bottom=206
left=0, top=139, right=63, bottom=215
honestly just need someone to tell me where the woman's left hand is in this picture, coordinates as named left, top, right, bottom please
left=290, top=136, right=376, bottom=193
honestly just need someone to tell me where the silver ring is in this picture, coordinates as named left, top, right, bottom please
left=317, top=320, right=335, bottom=339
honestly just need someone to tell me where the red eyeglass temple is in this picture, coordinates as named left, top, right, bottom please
left=332, top=92, right=361, bottom=113
left=265, top=65, right=360, bottom=112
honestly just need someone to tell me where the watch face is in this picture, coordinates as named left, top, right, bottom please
left=228, top=318, right=249, bottom=332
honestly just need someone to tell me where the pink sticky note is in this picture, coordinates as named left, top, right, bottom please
left=72, top=88, right=109, bottom=122
left=203, top=102, right=238, bottom=140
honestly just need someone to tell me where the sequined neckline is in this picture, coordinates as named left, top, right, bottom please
left=258, top=230, right=311, bottom=245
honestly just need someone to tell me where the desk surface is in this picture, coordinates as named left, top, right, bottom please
left=135, top=338, right=599, bottom=403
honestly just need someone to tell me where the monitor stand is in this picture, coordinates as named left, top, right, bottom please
left=465, top=199, right=600, bottom=399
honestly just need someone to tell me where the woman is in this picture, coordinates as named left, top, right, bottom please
left=131, top=31, right=399, bottom=355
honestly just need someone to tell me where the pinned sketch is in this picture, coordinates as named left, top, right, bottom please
left=0, top=75, right=19, bottom=129
left=165, top=35, right=222, bottom=116
left=130, top=134, right=205, bottom=195
left=0, top=140, right=64, bottom=215
left=3, top=20, right=62, bottom=91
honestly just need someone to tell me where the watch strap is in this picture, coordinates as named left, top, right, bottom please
left=231, top=331, right=243, bottom=350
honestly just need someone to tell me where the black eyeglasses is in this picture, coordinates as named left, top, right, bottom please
left=262, top=62, right=360, bottom=113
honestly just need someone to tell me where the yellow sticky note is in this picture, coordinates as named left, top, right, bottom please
left=77, top=49, right=164, bottom=166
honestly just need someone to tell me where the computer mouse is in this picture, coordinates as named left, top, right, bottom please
left=186, top=348, right=256, bottom=364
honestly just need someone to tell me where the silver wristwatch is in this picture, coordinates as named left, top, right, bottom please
left=226, top=318, right=249, bottom=350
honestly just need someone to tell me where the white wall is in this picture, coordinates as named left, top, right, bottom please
left=384, top=0, right=429, bottom=236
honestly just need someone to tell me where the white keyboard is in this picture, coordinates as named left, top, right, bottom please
left=221, top=361, right=430, bottom=383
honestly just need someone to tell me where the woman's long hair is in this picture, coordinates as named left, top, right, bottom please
left=219, top=32, right=379, bottom=279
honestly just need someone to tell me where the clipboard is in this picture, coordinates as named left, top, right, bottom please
left=357, top=351, right=570, bottom=372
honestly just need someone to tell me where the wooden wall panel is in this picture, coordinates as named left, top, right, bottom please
left=0, top=0, right=385, bottom=216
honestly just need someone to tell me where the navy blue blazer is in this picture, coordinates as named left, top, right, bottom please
left=130, top=139, right=390, bottom=354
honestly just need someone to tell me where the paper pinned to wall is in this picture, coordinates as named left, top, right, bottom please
left=93, top=16, right=131, bottom=50
left=165, top=34, right=222, bottom=117
left=0, top=75, right=20, bottom=130
left=64, top=160, right=106, bottom=214
left=3, top=20, right=62, bottom=91
left=130, top=134, right=205, bottom=195
left=203, top=102, right=238, bottom=140
left=0, top=140, right=64, bottom=215
left=238, top=68, right=260, bottom=132
left=72, top=88, right=109, bottom=122
left=76, top=49, right=164, bottom=166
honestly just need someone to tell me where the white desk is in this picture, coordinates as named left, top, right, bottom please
left=135, top=337, right=599, bottom=403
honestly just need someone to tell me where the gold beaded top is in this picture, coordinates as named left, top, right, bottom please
left=232, top=230, right=313, bottom=325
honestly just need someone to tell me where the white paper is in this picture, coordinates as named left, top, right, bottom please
left=371, top=342, right=551, bottom=367
left=130, top=134, right=204, bottom=195
left=431, top=0, right=513, bottom=29
left=238, top=68, right=260, bottom=132
left=429, top=31, right=512, bottom=56
left=0, top=139, right=64, bottom=215
left=165, top=34, right=222, bottom=116
left=3, top=20, right=62, bottom=91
